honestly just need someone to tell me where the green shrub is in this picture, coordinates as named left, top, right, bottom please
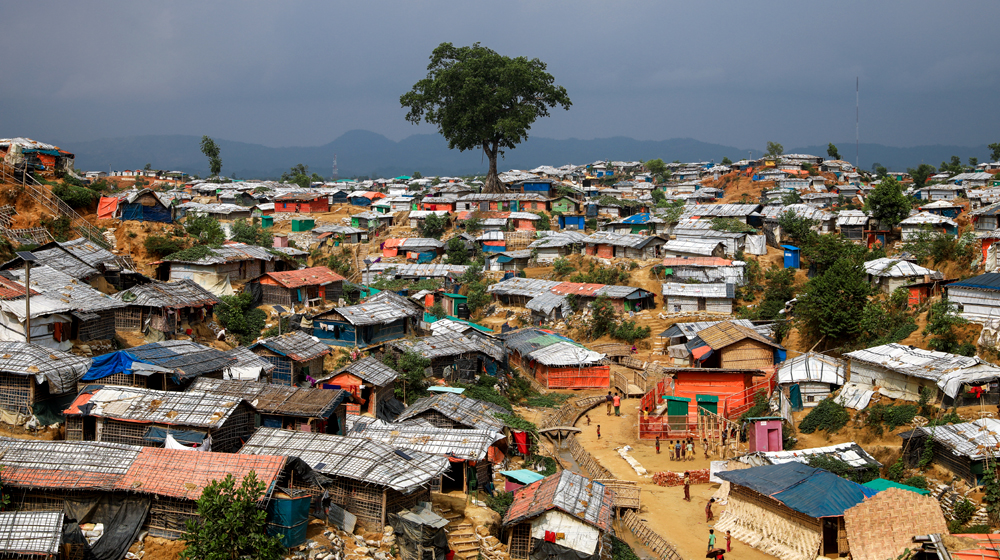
left=144, top=235, right=187, bottom=258
left=902, top=476, right=928, bottom=490
left=552, top=257, right=575, bottom=278
left=611, top=537, right=640, bottom=560
left=215, top=292, right=266, bottom=346
left=953, top=498, right=976, bottom=527
left=389, top=350, right=431, bottom=402
left=231, top=218, right=272, bottom=247
left=52, top=183, right=97, bottom=208
left=179, top=472, right=283, bottom=560
left=485, top=492, right=514, bottom=518
left=886, top=459, right=906, bottom=482
left=40, top=216, right=72, bottom=241
left=799, top=398, right=850, bottom=434
left=185, top=215, right=226, bottom=246
left=611, top=319, right=650, bottom=343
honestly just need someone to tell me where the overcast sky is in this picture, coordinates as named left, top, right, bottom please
left=3, top=1, right=998, bottom=150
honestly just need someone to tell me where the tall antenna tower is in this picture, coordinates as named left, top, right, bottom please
left=856, top=77, right=860, bottom=170
left=332, top=155, right=339, bottom=182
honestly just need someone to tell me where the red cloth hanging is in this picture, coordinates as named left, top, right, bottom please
left=544, top=531, right=556, bottom=543
left=513, top=431, right=529, bottom=455
left=970, top=386, right=985, bottom=399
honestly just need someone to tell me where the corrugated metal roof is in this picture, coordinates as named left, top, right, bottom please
left=948, top=272, right=1000, bottom=291
left=503, top=470, right=614, bottom=532
left=127, top=340, right=237, bottom=378
left=662, top=239, right=723, bottom=256
left=251, top=331, right=331, bottom=362
left=64, top=386, right=245, bottom=428
left=112, top=279, right=219, bottom=309
left=0, top=342, right=91, bottom=394
left=583, top=231, right=660, bottom=249
left=529, top=231, right=588, bottom=249
left=661, top=282, right=734, bottom=299
left=526, top=291, right=570, bottom=315
left=899, top=211, right=958, bottom=227
left=240, top=427, right=448, bottom=493
left=502, top=328, right=605, bottom=367
left=751, top=442, right=880, bottom=469
left=487, top=277, right=562, bottom=298
left=912, top=418, right=1000, bottom=460
left=395, top=392, right=508, bottom=432
left=391, top=333, right=505, bottom=362
left=679, top=203, right=762, bottom=219
left=845, top=343, right=1000, bottom=398
left=323, top=355, right=399, bottom=386
left=350, top=418, right=503, bottom=461
left=660, top=257, right=733, bottom=267
left=189, top=377, right=348, bottom=418
left=0, top=437, right=141, bottom=490
left=10, top=265, right=124, bottom=313
left=836, top=210, right=870, bottom=227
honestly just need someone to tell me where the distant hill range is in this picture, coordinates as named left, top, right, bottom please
left=59, top=130, right=992, bottom=180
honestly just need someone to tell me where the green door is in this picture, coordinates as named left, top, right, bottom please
left=696, top=394, right=718, bottom=415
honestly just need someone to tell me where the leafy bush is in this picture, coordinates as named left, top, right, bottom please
left=552, top=257, right=575, bottom=278
left=215, top=292, right=266, bottom=346
left=903, top=476, right=928, bottom=490
left=419, top=213, right=447, bottom=239
left=928, top=411, right=962, bottom=426
left=953, top=498, right=976, bottom=527
left=144, top=235, right=187, bottom=258
left=866, top=403, right=918, bottom=437
left=185, top=215, right=226, bottom=246
left=428, top=302, right=446, bottom=320
left=52, top=183, right=98, bottom=208
left=326, top=250, right=352, bottom=277
left=611, top=319, right=650, bottom=343
left=179, top=472, right=283, bottom=560
left=807, top=455, right=878, bottom=484
left=799, top=398, right=850, bottom=434
left=446, top=237, right=469, bottom=265
left=612, top=537, right=640, bottom=560
left=570, top=262, right=630, bottom=285
left=919, top=434, right=935, bottom=469
left=924, top=299, right=976, bottom=356
left=739, top=391, right=770, bottom=423
left=485, top=492, right=514, bottom=518
left=231, top=219, right=272, bottom=247
left=536, top=213, right=551, bottom=231
left=386, top=351, right=430, bottom=402
left=40, top=216, right=72, bottom=241
left=459, top=376, right=513, bottom=411
left=163, top=243, right=216, bottom=262
left=886, top=459, right=906, bottom=482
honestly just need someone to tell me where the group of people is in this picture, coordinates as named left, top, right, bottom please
left=669, top=437, right=708, bottom=461
left=605, top=391, right=622, bottom=416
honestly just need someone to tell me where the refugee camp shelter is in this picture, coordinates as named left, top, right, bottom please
left=843, top=488, right=948, bottom=560
left=189, top=377, right=351, bottom=435
left=716, top=463, right=878, bottom=560
left=582, top=231, right=666, bottom=260
left=80, top=340, right=236, bottom=390
left=311, top=290, right=423, bottom=347
left=223, top=345, right=277, bottom=381
left=660, top=257, right=746, bottom=285
left=742, top=443, right=882, bottom=478
left=945, top=273, right=1000, bottom=322
left=661, top=283, right=735, bottom=314
left=120, top=189, right=174, bottom=223
left=157, top=242, right=293, bottom=293
left=112, top=279, right=219, bottom=335
left=395, top=392, right=507, bottom=432
left=863, top=258, right=941, bottom=294
left=254, top=266, right=346, bottom=307
left=899, top=212, right=958, bottom=241
left=899, top=418, right=1000, bottom=484
left=845, top=343, right=1000, bottom=404
left=0, top=437, right=292, bottom=542
left=837, top=210, right=870, bottom=240
left=250, top=331, right=331, bottom=386
left=350, top=417, right=505, bottom=493
left=776, top=352, right=846, bottom=407
left=0, top=275, right=76, bottom=351
left=528, top=231, right=587, bottom=262
left=317, top=356, right=400, bottom=418
left=389, top=332, right=506, bottom=382
left=6, top=265, right=125, bottom=342
left=64, top=385, right=256, bottom=452
left=275, top=193, right=330, bottom=213
left=687, top=320, right=784, bottom=369
left=502, top=328, right=609, bottom=389
left=0, top=342, right=90, bottom=425
left=240, top=427, right=450, bottom=531
left=502, top=470, right=614, bottom=560
left=0, top=511, right=65, bottom=559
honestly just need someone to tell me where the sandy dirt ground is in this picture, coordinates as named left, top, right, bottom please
left=570, top=398, right=780, bottom=560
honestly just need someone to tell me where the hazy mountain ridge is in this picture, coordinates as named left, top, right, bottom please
left=60, top=131, right=992, bottom=179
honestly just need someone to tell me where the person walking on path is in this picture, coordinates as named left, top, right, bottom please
left=613, top=393, right=621, bottom=416
left=683, top=471, right=691, bottom=502
left=597, top=425, right=601, bottom=439
left=686, top=440, right=694, bottom=461
left=655, top=436, right=660, bottom=454
left=726, top=531, right=731, bottom=552
left=706, top=498, right=715, bottom=522
left=703, top=438, right=710, bottom=460
left=673, top=441, right=680, bottom=461
left=707, top=529, right=716, bottom=552
left=606, top=392, right=613, bottom=416
left=680, top=440, right=686, bottom=460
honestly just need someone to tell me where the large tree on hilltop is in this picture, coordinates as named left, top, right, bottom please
left=400, top=42, right=571, bottom=193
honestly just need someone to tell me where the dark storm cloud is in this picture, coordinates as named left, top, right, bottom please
left=2, top=0, right=998, bottom=149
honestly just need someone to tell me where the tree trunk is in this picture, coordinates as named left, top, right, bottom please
left=481, top=143, right=507, bottom=193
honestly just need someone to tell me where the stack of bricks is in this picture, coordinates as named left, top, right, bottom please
left=652, top=469, right=710, bottom=487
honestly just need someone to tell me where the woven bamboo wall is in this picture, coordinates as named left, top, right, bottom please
left=715, top=485, right=822, bottom=560
left=720, top=339, right=774, bottom=369
left=0, top=372, right=33, bottom=416
left=261, top=284, right=293, bottom=307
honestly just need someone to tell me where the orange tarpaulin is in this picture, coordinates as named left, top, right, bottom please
left=97, top=197, right=119, bottom=219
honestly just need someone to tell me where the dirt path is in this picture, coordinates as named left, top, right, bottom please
left=570, top=398, right=781, bottom=560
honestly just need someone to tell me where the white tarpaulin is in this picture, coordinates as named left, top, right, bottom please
left=836, top=382, right=875, bottom=410
left=745, top=235, right=767, bottom=255
left=191, top=273, right=234, bottom=296
left=530, top=510, right=600, bottom=555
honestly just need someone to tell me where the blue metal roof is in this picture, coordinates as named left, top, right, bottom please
left=499, top=469, right=546, bottom=485
left=948, top=272, right=1000, bottom=291
left=621, top=213, right=653, bottom=224
left=772, top=470, right=878, bottom=517
left=717, top=464, right=878, bottom=518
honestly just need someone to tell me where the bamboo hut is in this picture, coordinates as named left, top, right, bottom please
left=250, top=331, right=331, bottom=386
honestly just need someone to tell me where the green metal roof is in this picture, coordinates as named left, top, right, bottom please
left=862, top=478, right=930, bottom=496
left=661, top=395, right=691, bottom=402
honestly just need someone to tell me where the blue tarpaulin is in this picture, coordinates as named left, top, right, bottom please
left=499, top=470, right=546, bottom=485
left=82, top=351, right=145, bottom=381
left=143, top=426, right=207, bottom=445
left=717, top=464, right=879, bottom=518
left=416, top=251, right=436, bottom=264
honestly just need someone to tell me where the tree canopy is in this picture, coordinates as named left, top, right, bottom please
left=400, top=42, right=571, bottom=193
left=200, top=136, right=222, bottom=178
left=908, top=163, right=937, bottom=188
left=180, top=472, right=283, bottom=560
left=765, top=141, right=784, bottom=158
left=990, top=142, right=1000, bottom=163
left=827, top=143, right=841, bottom=160
left=281, top=164, right=324, bottom=189
left=797, top=258, right=874, bottom=345
left=865, top=176, right=911, bottom=229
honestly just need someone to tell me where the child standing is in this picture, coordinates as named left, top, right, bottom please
left=597, top=425, right=601, bottom=439
left=726, top=530, right=732, bottom=552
